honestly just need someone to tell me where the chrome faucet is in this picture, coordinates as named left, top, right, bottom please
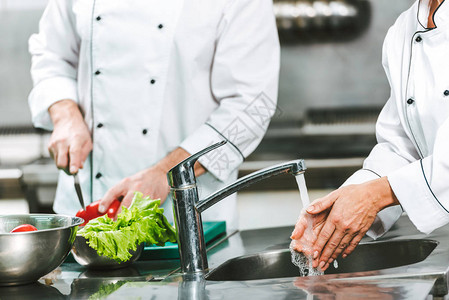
left=167, top=141, right=306, bottom=273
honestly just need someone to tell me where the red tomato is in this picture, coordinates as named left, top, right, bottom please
left=10, top=224, right=38, bottom=233
left=76, top=200, right=102, bottom=226
left=75, top=209, right=89, bottom=226
left=76, top=199, right=122, bottom=226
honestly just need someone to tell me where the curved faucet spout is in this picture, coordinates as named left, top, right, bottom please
left=196, top=159, right=306, bottom=213
left=167, top=141, right=307, bottom=273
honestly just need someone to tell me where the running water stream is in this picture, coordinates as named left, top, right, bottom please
left=296, top=173, right=310, bottom=208
left=290, top=173, right=323, bottom=276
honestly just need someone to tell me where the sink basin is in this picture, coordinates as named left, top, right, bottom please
left=206, top=239, right=438, bottom=281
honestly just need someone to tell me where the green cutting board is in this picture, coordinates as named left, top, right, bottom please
left=139, top=221, right=226, bottom=260
left=64, top=221, right=226, bottom=263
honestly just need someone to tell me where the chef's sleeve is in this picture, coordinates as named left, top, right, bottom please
left=342, top=98, right=412, bottom=239
left=366, top=27, right=449, bottom=236
left=342, top=30, right=420, bottom=239
left=28, top=0, right=80, bottom=131
left=180, top=0, right=280, bottom=181
left=387, top=117, right=449, bottom=234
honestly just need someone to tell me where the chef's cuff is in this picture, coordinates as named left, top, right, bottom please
left=366, top=206, right=403, bottom=239
left=342, top=169, right=403, bottom=239
left=180, top=123, right=243, bottom=182
left=388, top=159, right=449, bottom=235
left=28, top=76, right=78, bottom=130
left=341, top=168, right=381, bottom=186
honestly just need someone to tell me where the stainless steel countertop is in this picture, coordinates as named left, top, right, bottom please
left=1, top=215, right=448, bottom=299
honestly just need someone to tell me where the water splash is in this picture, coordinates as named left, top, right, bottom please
left=289, top=241, right=323, bottom=277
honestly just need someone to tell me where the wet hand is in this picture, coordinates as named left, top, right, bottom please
left=290, top=209, right=328, bottom=258
left=307, top=177, right=398, bottom=271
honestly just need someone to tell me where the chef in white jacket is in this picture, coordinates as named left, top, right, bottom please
left=28, top=0, right=280, bottom=229
left=291, top=0, right=449, bottom=270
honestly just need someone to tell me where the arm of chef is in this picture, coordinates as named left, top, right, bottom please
left=28, top=0, right=80, bottom=131
left=342, top=99, right=415, bottom=239
left=342, top=31, right=420, bottom=239
left=387, top=119, right=449, bottom=235
left=179, top=0, right=280, bottom=181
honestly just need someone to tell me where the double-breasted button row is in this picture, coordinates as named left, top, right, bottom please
left=94, top=69, right=157, bottom=86
left=91, top=16, right=160, bottom=182
left=95, top=14, right=163, bottom=30
left=95, top=122, right=148, bottom=136
left=408, top=90, right=449, bottom=104
left=93, top=18, right=161, bottom=80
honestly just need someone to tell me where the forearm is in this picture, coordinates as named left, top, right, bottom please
left=367, top=177, right=400, bottom=212
left=155, top=147, right=206, bottom=177
left=48, top=99, right=84, bottom=127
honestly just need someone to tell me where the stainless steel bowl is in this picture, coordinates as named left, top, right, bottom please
left=0, top=214, right=83, bottom=286
left=71, top=235, right=144, bottom=269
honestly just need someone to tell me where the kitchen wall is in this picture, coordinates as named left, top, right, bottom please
left=0, top=0, right=49, bottom=216
left=0, top=0, right=48, bottom=127
left=0, top=0, right=50, bottom=174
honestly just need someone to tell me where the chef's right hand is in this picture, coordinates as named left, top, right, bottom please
left=48, top=99, right=92, bottom=174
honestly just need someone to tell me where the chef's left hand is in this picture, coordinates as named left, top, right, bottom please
left=306, top=177, right=399, bottom=271
left=98, top=147, right=206, bottom=214
left=290, top=210, right=328, bottom=257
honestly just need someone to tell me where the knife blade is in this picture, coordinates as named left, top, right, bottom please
left=74, top=173, right=85, bottom=210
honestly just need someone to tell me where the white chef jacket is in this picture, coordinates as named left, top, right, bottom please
left=343, top=0, right=449, bottom=238
left=28, top=0, right=280, bottom=229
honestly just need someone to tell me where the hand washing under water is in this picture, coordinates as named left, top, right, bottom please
left=290, top=174, right=323, bottom=276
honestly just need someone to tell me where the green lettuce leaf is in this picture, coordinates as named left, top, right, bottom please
left=78, top=192, right=177, bottom=262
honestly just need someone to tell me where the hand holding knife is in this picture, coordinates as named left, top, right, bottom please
left=73, top=173, right=85, bottom=210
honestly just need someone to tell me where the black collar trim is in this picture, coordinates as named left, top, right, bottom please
left=417, top=0, right=445, bottom=30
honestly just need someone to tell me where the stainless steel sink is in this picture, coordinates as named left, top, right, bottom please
left=206, top=239, right=438, bottom=281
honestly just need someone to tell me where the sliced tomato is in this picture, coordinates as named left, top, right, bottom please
left=10, top=224, right=38, bottom=233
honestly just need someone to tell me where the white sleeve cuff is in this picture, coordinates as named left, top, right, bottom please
left=388, top=160, right=449, bottom=234
left=180, top=123, right=243, bottom=182
left=366, top=206, right=403, bottom=240
left=28, top=76, right=78, bottom=130
left=341, top=169, right=382, bottom=186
